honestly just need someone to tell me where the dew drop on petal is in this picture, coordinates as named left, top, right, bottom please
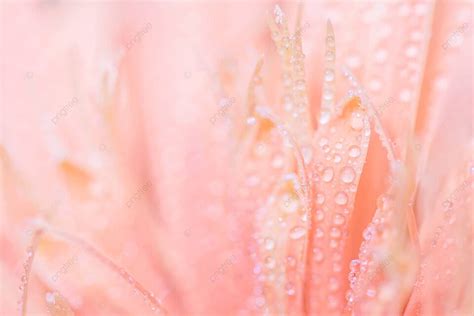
left=302, top=146, right=313, bottom=164
left=319, top=137, right=329, bottom=147
left=322, top=167, right=334, bottom=182
left=320, top=110, right=331, bottom=125
left=316, top=210, right=325, bottom=221
left=346, top=291, right=354, bottom=303
left=324, top=69, right=335, bottom=82
left=313, top=247, right=324, bottom=262
left=326, top=36, right=335, bottom=47
left=246, top=116, right=257, bottom=125
left=340, top=166, right=356, bottom=183
left=348, top=145, right=361, bottom=158
left=329, top=277, right=339, bottom=291
left=286, top=282, right=296, bottom=296
left=367, top=288, right=377, bottom=297
left=280, top=194, right=299, bottom=213
left=253, top=264, right=262, bottom=275
left=405, top=45, right=418, bottom=58
left=333, top=213, right=345, bottom=226
left=330, top=227, right=342, bottom=238
left=315, top=228, right=324, bottom=238
left=326, top=51, right=335, bottom=61
left=289, top=226, right=306, bottom=240
left=442, top=200, right=453, bottom=209
left=45, top=292, right=56, bottom=304
left=323, top=89, right=334, bottom=101
left=363, top=226, right=375, bottom=240
left=264, top=238, right=275, bottom=250
left=316, top=193, right=325, bottom=205
left=255, top=296, right=266, bottom=308
left=335, top=192, right=348, bottom=205
left=399, top=89, right=411, bottom=102
left=265, top=256, right=276, bottom=269
left=287, top=256, right=296, bottom=267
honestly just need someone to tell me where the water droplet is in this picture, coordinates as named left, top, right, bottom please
left=399, top=89, right=411, bottom=102
left=45, top=292, right=56, bottom=304
left=330, top=227, right=342, bottom=238
left=414, top=3, right=428, bottom=15
left=333, top=213, right=345, bottom=226
left=320, top=110, right=330, bottom=125
left=287, top=256, right=296, bottom=267
left=346, top=291, right=354, bottom=303
left=322, top=167, right=334, bottom=182
left=367, top=288, right=376, bottom=297
left=335, top=192, right=348, bottom=205
left=255, top=296, right=266, bottom=308
left=340, top=167, right=355, bottom=183
left=265, top=256, right=276, bottom=269
left=405, top=45, right=418, bottom=58
left=334, top=154, right=342, bottom=163
left=301, top=212, right=308, bottom=222
left=323, top=89, right=334, bottom=101
left=246, top=116, right=257, bottom=125
left=329, top=277, right=339, bottom=291
left=442, top=200, right=453, bottom=209
left=264, top=238, right=275, bottom=250
left=302, top=146, right=313, bottom=164
left=350, top=259, right=360, bottom=269
left=286, top=282, right=296, bottom=296
left=290, top=226, right=306, bottom=240
left=326, top=36, right=335, bottom=47
left=253, top=264, right=262, bottom=275
left=328, top=295, right=338, bottom=309
left=295, top=80, right=305, bottom=91
left=316, top=193, right=325, bottom=205
left=316, top=210, right=325, bottom=221
left=315, top=228, right=324, bottom=238
left=448, top=215, right=456, bottom=225
left=324, top=69, right=335, bottom=82
left=363, top=226, right=375, bottom=240
left=280, top=194, right=299, bottom=213
left=326, top=51, right=335, bottom=61
left=319, top=138, right=329, bottom=147
left=313, top=247, right=324, bottom=262
left=348, top=145, right=361, bottom=158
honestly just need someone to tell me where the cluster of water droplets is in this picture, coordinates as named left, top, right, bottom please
left=17, top=245, right=35, bottom=314
left=345, top=194, right=393, bottom=310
